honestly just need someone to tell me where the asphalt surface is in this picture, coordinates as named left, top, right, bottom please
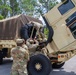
left=0, top=56, right=76, bottom=75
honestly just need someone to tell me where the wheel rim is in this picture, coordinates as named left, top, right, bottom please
left=35, top=63, right=42, bottom=71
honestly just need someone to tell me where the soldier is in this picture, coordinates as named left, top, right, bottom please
left=26, top=21, right=43, bottom=55
left=11, top=39, right=29, bottom=75
left=30, top=21, right=47, bottom=44
left=26, top=38, right=39, bottom=56
left=26, top=21, right=47, bottom=55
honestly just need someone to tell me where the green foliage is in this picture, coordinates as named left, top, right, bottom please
left=38, top=0, right=58, bottom=15
left=20, top=0, right=37, bottom=16
left=44, top=27, right=49, bottom=38
left=9, top=0, right=21, bottom=16
left=0, top=0, right=12, bottom=18
left=0, top=15, right=4, bottom=20
left=0, top=0, right=58, bottom=18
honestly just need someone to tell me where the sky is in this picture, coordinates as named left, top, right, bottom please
left=57, top=0, right=61, bottom=2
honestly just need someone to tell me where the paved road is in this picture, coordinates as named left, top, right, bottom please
left=0, top=56, right=76, bottom=75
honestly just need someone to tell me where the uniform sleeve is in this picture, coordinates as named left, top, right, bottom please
left=32, top=21, right=43, bottom=28
left=24, top=49, right=29, bottom=60
left=26, top=39, right=39, bottom=49
left=11, top=48, right=14, bottom=57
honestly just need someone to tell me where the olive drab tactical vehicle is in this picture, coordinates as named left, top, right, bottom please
left=27, top=0, right=76, bottom=75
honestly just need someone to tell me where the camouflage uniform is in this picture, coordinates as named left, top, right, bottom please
left=30, top=21, right=47, bottom=56
left=11, top=39, right=29, bottom=75
left=26, top=39, right=39, bottom=56
left=30, top=21, right=47, bottom=42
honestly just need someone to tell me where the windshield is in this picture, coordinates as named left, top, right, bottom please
left=58, top=0, right=75, bottom=15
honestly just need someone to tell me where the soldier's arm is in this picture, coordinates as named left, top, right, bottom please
left=26, top=39, right=39, bottom=49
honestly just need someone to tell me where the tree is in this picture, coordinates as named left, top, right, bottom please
left=18, top=0, right=37, bottom=16
left=0, top=0, right=11, bottom=18
left=9, top=0, right=21, bottom=16
left=0, top=15, right=4, bottom=20
left=36, top=0, right=58, bottom=15
left=0, top=0, right=58, bottom=19
left=18, top=0, right=58, bottom=18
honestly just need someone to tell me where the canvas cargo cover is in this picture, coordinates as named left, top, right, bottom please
left=0, top=14, right=42, bottom=40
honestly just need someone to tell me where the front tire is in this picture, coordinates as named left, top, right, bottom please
left=27, top=54, right=52, bottom=75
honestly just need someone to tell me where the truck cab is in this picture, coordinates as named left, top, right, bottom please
left=27, top=0, right=76, bottom=75
left=44, top=0, right=76, bottom=61
left=44, top=0, right=76, bottom=50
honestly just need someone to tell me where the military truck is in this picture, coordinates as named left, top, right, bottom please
left=0, top=0, right=76, bottom=75
left=0, top=14, right=42, bottom=64
left=27, top=0, right=76, bottom=75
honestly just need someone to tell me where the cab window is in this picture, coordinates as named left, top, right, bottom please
left=66, top=17, right=76, bottom=39
left=69, top=22, right=76, bottom=39
left=66, top=12, right=76, bottom=23
left=58, top=0, right=75, bottom=15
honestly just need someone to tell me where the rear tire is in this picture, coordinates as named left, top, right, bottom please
left=27, top=54, right=52, bottom=75
left=0, top=51, right=3, bottom=64
left=0, top=58, right=3, bottom=64
left=52, top=62, right=65, bottom=69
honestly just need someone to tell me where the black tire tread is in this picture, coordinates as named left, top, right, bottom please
left=52, top=62, right=65, bottom=69
left=27, top=54, right=52, bottom=75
